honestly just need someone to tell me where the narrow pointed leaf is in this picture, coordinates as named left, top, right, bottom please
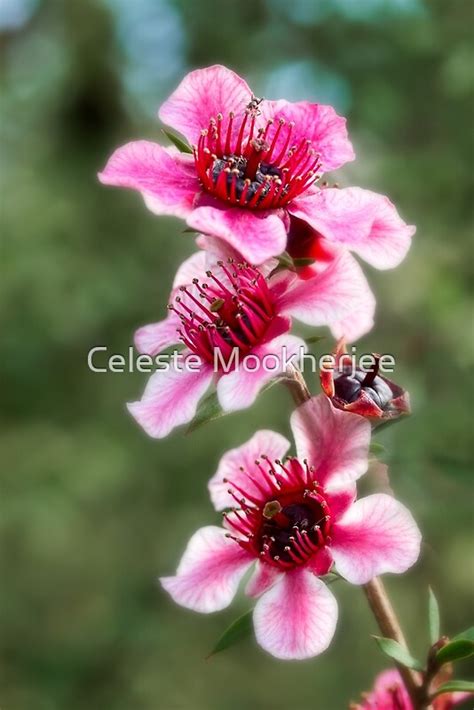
left=208, top=610, right=253, bottom=658
left=430, top=680, right=474, bottom=698
left=372, top=415, right=410, bottom=434
left=373, top=636, right=424, bottom=671
left=428, top=587, right=440, bottom=645
left=369, top=442, right=386, bottom=456
left=186, top=391, right=223, bottom=433
left=292, top=257, right=316, bottom=267
left=436, top=638, right=474, bottom=666
left=162, top=129, right=193, bottom=154
left=305, top=334, right=326, bottom=345
left=277, top=251, right=295, bottom=269
left=452, top=626, right=474, bottom=643
left=187, top=380, right=279, bottom=433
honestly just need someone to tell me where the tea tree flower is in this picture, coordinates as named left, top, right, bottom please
left=160, top=396, right=421, bottom=659
left=128, top=248, right=374, bottom=439
left=99, top=65, right=414, bottom=266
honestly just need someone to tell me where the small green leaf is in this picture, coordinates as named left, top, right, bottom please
left=428, top=587, right=440, bottom=645
left=293, top=257, right=316, bottom=267
left=372, top=415, right=409, bottom=434
left=187, top=380, right=278, bottom=433
left=305, top=334, right=326, bottom=345
left=186, top=391, right=223, bottom=433
left=430, top=679, right=474, bottom=699
left=162, top=129, right=193, bottom=154
left=452, top=626, right=474, bottom=643
left=436, top=638, right=474, bottom=666
left=369, top=442, right=386, bottom=455
left=207, top=610, right=253, bottom=658
left=373, top=636, right=424, bottom=671
left=276, top=251, right=295, bottom=269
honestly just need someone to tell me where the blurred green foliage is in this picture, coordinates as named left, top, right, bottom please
left=1, top=1, right=473, bottom=708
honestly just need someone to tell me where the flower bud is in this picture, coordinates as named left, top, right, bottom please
left=320, top=340, right=411, bottom=422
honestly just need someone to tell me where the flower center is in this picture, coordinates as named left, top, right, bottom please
left=169, top=260, right=274, bottom=368
left=334, top=362, right=393, bottom=410
left=193, top=111, right=321, bottom=209
left=223, top=457, right=332, bottom=571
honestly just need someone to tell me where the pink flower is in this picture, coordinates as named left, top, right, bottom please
left=352, top=669, right=472, bottom=709
left=160, top=396, right=421, bottom=659
left=128, top=243, right=375, bottom=439
left=98, top=65, right=414, bottom=266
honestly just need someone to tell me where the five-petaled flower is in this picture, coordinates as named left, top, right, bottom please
left=320, top=339, right=411, bottom=421
left=350, top=668, right=472, bottom=710
left=128, top=239, right=375, bottom=439
left=99, top=65, right=415, bottom=267
left=160, top=395, right=421, bottom=659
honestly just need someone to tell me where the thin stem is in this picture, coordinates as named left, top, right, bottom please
left=364, top=578, right=426, bottom=708
left=283, top=365, right=427, bottom=710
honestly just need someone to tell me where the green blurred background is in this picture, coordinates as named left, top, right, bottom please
left=1, top=0, right=473, bottom=708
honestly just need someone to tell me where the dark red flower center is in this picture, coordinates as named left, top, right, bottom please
left=223, top=457, right=332, bottom=571
left=169, top=260, right=274, bottom=369
left=193, top=110, right=321, bottom=209
left=334, top=362, right=393, bottom=410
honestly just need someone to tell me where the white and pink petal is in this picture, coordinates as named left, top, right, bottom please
left=187, top=204, right=287, bottom=265
left=127, top=357, right=213, bottom=438
left=274, top=250, right=375, bottom=342
left=253, top=569, right=338, bottom=659
left=331, top=494, right=422, bottom=584
left=209, top=429, right=291, bottom=511
left=290, top=187, right=415, bottom=270
left=290, top=394, right=371, bottom=489
left=245, top=562, right=282, bottom=598
left=217, top=334, right=306, bottom=412
left=160, top=526, right=254, bottom=613
left=98, top=141, right=198, bottom=218
left=263, top=99, right=355, bottom=173
left=134, top=313, right=181, bottom=356
left=158, top=65, right=252, bottom=146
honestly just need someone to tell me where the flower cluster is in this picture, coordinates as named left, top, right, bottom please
left=100, top=64, right=426, bottom=670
